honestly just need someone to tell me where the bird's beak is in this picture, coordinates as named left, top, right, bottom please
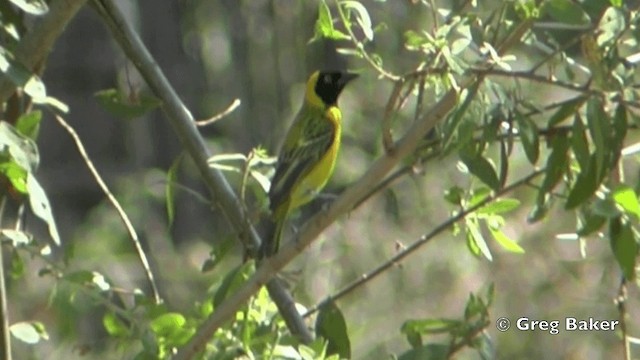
left=342, top=72, right=359, bottom=84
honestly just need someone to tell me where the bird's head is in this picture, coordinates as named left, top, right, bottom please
left=305, top=70, right=359, bottom=107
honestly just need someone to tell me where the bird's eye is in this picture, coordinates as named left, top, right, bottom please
left=323, top=75, right=332, bottom=84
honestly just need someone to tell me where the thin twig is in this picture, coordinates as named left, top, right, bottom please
left=334, top=0, right=399, bottom=81
left=195, top=99, right=241, bottom=127
left=303, top=169, right=544, bottom=317
left=53, top=115, right=161, bottom=304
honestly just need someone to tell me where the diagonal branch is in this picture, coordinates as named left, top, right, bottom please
left=303, top=169, right=545, bottom=317
left=90, top=0, right=312, bottom=346
left=174, top=78, right=474, bottom=360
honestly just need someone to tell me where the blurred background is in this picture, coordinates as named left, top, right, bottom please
left=6, top=0, right=638, bottom=358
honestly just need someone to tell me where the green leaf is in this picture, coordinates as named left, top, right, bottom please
left=613, top=185, right=640, bottom=220
left=404, top=30, right=430, bottom=50
left=311, top=1, right=349, bottom=42
left=466, top=218, right=492, bottom=261
left=213, top=262, right=253, bottom=307
left=103, top=312, right=130, bottom=337
left=459, top=151, right=500, bottom=191
left=10, top=248, right=24, bottom=278
left=8, top=0, right=48, bottom=15
left=539, top=134, right=569, bottom=194
left=488, top=225, right=525, bottom=254
left=477, top=198, right=520, bottom=215
left=609, top=218, right=638, bottom=280
left=401, top=319, right=461, bottom=335
left=148, top=312, right=194, bottom=347
left=565, top=153, right=599, bottom=209
left=165, top=154, right=183, bottom=227
left=315, top=301, right=351, bottom=359
left=610, top=104, right=628, bottom=166
left=586, top=97, right=610, bottom=179
left=547, top=96, right=587, bottom=127
left=542, top=0, right=590, bottom=25
left=150, top=313, right=185, bottom=336
left=95, top=89, right=161, bottom=119
left=570, top=115, right=589, bottom=171
left=27, top=173, right=61, bottom=245
left=0, top=161, right=28, bottom=193
left=15, top=110, right=42, bottom=140
left=0, top=121, right=39, bottom=172
left=515, top=112, right=539, bottom=164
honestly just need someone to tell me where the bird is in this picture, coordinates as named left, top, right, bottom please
left=260, top=70, right=358, bottom=258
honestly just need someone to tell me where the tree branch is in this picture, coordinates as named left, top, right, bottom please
left=90, top=0, right=312, bottom=347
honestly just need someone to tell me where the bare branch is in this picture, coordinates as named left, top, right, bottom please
left=54, top=115, right=161, bottom=303
left=195, top=99, right=241, bottom=127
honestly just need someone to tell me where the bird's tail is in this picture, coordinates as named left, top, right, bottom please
left=259, top=216, right=284, bottom=259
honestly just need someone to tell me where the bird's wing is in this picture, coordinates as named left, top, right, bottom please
left=269, top=112, right=335, bottom=214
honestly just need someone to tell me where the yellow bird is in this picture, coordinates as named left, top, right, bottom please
left=260, top=70, right=358, bottom=258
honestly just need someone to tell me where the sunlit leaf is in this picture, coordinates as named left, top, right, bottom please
left=10, top=322, right=45, bottom=344
left=613, top=186, right=640, bottom=219
left=0, top=47, right=46, bottom=100
left=342, top=1, right=373, bottom=40
left=311, top=1, right=350, bottom=42
left=597, top=7, right=625, bottom=46
left=26, top=173, right=61, bottom=245
left=9, top=0, right=48, bottom=15
left=466, top=218, right=492, bottom=261
left=488, top=225, right=525, bottom=253
left=103, top=312, right=130, bottom=337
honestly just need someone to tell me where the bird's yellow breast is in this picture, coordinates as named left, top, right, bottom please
left=288, top=106, right=342, bottom=210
